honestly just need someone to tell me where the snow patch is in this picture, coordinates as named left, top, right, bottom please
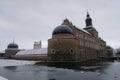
left=0, top=76, right=8, bottom=80
left=16, top=48, right=47, bottom=55
left=0, top=59, right=39, bottom=67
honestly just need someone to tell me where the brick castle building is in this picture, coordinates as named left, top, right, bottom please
left=48, top=12, right=113, bottom=62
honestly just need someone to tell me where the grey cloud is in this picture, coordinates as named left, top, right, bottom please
left=0, top=0, right=120, bottom=50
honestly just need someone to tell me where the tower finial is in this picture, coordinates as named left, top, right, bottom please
left=87, top=11, right=90, bottom=17
left=13, top=38, right=15, bottom=44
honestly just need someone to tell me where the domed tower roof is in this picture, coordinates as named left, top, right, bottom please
left=85, top=12, right=92, bottom=27
left=7, top=42, right=18, bottom=49
left=52, top=25, right=73, bottom=35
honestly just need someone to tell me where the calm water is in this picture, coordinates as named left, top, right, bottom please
left=0, top=61, right=120, bottom=80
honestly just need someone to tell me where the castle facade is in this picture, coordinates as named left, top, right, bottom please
left=48, top=13, right=112, bottom=62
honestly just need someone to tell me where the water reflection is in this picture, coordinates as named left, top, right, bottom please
left=49, top=79, right=56, bottom=80
left=4, top=66, right=17, bottom=71
left=45, top=61, right=106, bottom=70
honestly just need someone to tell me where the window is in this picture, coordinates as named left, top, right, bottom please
left=51, top=49, right=56, bottom=54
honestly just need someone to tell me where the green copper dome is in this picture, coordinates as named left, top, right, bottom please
left=52, top=25, right=73, bottom=35
left=7, top=42, right=18, bottom=49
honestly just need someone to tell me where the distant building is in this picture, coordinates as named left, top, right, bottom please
left=4, top=41, right=20, bottom=58
left=0, top=53, right=4, bottom=57
left=33, top=41, right=42, bottom=49
left=106, top=46, right=113, bottom=59
left=4, top=41, right=47, bottom=61
left=48, top=12, right=113, bottom=62
left=13, top=48, right=47, bottom=61
left=0, top=50, right=5, bottom=58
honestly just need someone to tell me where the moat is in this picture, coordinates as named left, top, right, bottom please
left=0, top=59, right=120, bottom=80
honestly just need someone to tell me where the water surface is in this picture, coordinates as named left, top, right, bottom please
left=0, top=61, right=120, bottom=80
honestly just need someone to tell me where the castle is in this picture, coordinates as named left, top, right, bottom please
left=2, top=13, right=113, bottom=62
left=48, top=12, right=113, bottom=62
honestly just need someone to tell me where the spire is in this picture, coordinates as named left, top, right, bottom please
left=12, top=38, right=15, bottom=44
left=85, top=12, right=92, bottom=27
left=87, top=11, right=90, bottom=17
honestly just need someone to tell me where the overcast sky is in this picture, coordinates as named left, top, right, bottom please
left=0, top=0, right=120, bottom=50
